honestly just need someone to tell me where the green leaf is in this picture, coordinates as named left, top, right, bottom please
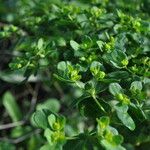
left=98, top=78, right=119, bottom=83
left=0, top=142, right=16, bottom=150
left=57, top=61, right=68, bottom=72
left=90, top=61, right=104, bottom=76
left=108, top=71, right=129, bottom=79
left=130, top=81, right=142, bottom=91
left=56, top=61, right=71, bottom=82
left=57, top=115, right=66, bottom=130
left=40, top=144, right=56, bottom=150
left=56, top=37, right=66, bottom=47
left=70, top=40, right=80, bottom=51
left=3, top=91, right=22, bottom=122
left=32, top=110, right=48, bottom=129
left=37, top=38, right=44, bottom=49
left=115, top=104, right=135, bottom=131
left=53, top=74, right=74, bottom=83
left=37, top=98, right=60, bottom=113
left=108, top=126, right=118, bottom=135
left=109, top=83, right=123, bottom=96
left=48, top=114, right=57, bottom=130
left=96, top=40, right=104, bottom=51
left=97, top=116, right=110, bottom=130
left=103, top=50, right=128, bottom=68
left=0, top=70, right=42, bottom=83
left=10, top=126, right=24, bottom=138
left=112, top=135, right=124, bottom=145
left=44, top=128, right=54, bottom=145
left=0, top=71, right=25, bottom=83
left=101, top=139, right=125, bottom=150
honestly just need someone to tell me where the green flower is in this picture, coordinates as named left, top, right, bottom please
left=121, top=59, right=128, bottom=66
left=116, top=93, right=130, bottom=105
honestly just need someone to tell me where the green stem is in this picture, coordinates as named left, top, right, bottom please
left=93, top=96, right=106, bottom=113
left=66, top=136, right=78, bottom=140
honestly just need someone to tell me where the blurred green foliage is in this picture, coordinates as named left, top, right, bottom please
left=0, top=0, right=150, bottom=150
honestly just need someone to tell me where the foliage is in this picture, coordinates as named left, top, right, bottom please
left=0, top=0, right=150, bottom=150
